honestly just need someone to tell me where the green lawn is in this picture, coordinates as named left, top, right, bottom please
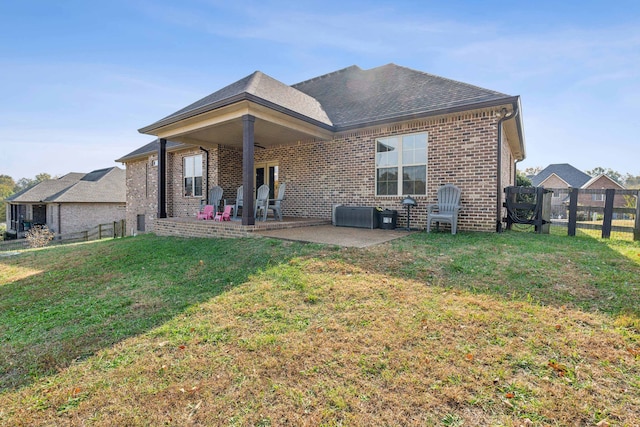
left=1, top=231, right=639, bottom=426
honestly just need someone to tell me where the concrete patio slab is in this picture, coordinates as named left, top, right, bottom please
left=256, top=224, right=416, bottom=248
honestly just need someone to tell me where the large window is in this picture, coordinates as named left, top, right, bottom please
left=376, top=133, right=427, bottom=196
left=184, top=154, right=203, bottom=197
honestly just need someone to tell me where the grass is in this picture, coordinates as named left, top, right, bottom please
left=1, top=231, right=639, bottom=426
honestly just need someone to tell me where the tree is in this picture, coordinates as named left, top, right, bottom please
left=523, top=166, right=542, bottom=177
left=0, top=175, right=16, bottom=223
left=586, top=167, right=623, bottom=185
left=516, top=171, right=532, bottom=186
left=623, top=173, right=640, bottom=189
left=14, top=173, right=52, bottom=192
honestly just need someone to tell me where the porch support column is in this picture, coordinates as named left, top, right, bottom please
left=157, top=138, right=167, bottom=219
left=242, top=115, right=255, bottom=226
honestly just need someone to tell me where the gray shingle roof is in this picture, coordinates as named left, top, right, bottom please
left=292, top=64, right=516, bottom=129
left=139, top=71, right=333, bottom=133
left=7, top=168, right=125, bottom=204
left=531, top=164, right=592, bottom=188
left=138, top=64, right=519, bottom=135
left=6, top=173, right=84, bottom=202
left=115, top=139, right=186, bottom=163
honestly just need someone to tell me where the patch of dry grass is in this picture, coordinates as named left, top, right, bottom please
left=1, top=233, right=639, bottom=426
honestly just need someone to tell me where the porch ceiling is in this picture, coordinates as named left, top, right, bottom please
left=146, top=100, right=335, bottom=149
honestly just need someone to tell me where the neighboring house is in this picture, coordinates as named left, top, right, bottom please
left=531, top=163, right=592, bottom=218
left=579, top=174, right=627, bottom=219
left=5, top=167, right=126, bottom=237
left=531, top=163, right=626, bottom=219
left=117, top=64, right=525, bottom=234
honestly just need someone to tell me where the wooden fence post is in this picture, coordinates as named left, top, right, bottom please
left=601, top=189, right=615, bottom=239
left=634, top=190, right=640, bottom=242
left=568, top=187, right=578, bottom=237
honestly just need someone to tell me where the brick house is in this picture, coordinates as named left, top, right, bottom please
left=531, top=164, right=627, bottom=219
left=5, top=167, right=126, bottom=237
left=117, top=64, right=525, bottom=235
left=578, top=174, right=627, bottom=219
left=531, top=163, right=592, bottom=218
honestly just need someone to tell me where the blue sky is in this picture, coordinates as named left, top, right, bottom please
left=1, top=0, right=639, bottom=180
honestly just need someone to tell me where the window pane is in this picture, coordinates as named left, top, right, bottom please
left=377, top=167, right=398, bottom=195
left=194, top=177, right=203, bottom=197
left=402, top=134, right=427, bottom=165
left=194, top=155, right=203, bottom=176
left=402, top=165, right=426, bottom=195
left=376, top=138, right=399, bottom=167
left=184, top=177, right=193, bottom=196
left=184, top=157, right=194, bottom=177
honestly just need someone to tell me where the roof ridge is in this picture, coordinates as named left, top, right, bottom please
left=390, top=63, right=510, bottom=96
left=245, top=71, right=263, bottom=94
left=292, top=65, right=361, bottom=87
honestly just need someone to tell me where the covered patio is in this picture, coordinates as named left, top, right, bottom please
left=138, top=72, right=334, bottom=227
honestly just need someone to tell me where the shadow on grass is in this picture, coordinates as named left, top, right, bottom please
left=0, top=234, right=324, bottom=392
left=2, top=230, right=638, bottom=393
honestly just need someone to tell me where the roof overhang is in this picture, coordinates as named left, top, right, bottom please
left=502, top=96, right=526, bottom=161
left=139, top=96, right=335, bottom=149
left=334, top=96, right=525, bottom=161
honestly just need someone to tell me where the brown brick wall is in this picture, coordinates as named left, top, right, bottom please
left=578, top=176, right=627, bottom=208
left=125, top=107, right=518, bottom=234
left=56, top=203, right=126, bottom=235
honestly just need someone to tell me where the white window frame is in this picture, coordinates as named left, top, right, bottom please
left=375, top=132, right=428, bottom=196
left=183, top=154, right=203, bottom=197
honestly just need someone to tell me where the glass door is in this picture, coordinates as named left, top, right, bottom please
left=255, top=162, right=279, bottom=199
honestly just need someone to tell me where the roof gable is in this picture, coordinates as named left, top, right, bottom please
left=537, top=172, right=570, bottom=188
left=531, top=164, right=591, bottom=188
left=581, top=174, right=625, bottom=190
left=140, top=71, right=332, bottom=133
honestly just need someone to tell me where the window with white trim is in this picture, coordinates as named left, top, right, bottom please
left=183, top=154, right=203, bottom=197
left=376, top=133, right=427, bottom=196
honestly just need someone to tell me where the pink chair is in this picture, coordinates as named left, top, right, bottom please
left=197, top=205, right=215, bottom=220
left=214, top=205, right=233, bottom=221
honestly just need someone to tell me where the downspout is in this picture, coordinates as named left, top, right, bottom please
left=514, top=159, right=523, bottom=185
left=200, top=147, right=210, bottom=204
left=496, top=106, right=519, bottom=232
left=57, top=203, right=61, bottom=236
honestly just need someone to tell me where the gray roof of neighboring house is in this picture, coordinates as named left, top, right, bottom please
left=531, top=164, right=592, bottom=188
left=138, top=63, right=520, bottom=134
left=6, top=167, right=125, bottom=204
left=115, top=139, right=187, bottom=163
